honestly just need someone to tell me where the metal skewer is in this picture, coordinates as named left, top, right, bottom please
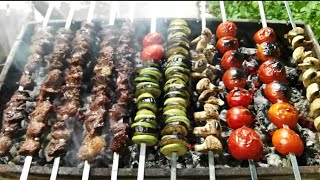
left=19, top=4, right=55, bottom=180
left=137, top=4, right=158, bottom=180
left=199, top=1, right=216, bottom=180
left=257, top=1, right=301, bottom=180
left=283, top=1, right=296, bottom=28
left=219, top=1, right=227, bottom=23
left=282, top=124, right=302, bottom=180
left=49, top=3, right=77, bottom=180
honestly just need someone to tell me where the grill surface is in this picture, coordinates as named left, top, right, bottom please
left=0, top=18, right=320, bottom=179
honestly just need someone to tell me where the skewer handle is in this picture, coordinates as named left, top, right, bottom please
left=284, top=1, right=296, bottom=28
left=129, top=2, right=135, bottom=23
left=208, top=151, right=216, bottom=180
left=87, top=1, right=96, bottom=23
left=248, top=159, right=258, bottom=180
left=219, top=1, right=227, bottom=23
left=171, top=152, right=177, bottom=180
left=20, top=156, right=32, bottom=180
left=50, top=157, right=60, bottom=180
left=257, top=1, right=268, bottom=28
left=200, top=1, right=207, bottom=30
left=111, top=152, right=120, bottom=180
left=82, top=160, right=90, bottom=180
left=65, top=3, right=75, bottom=29
left=137, top=143, right=146, bottom=180
left=42, top=3, right=54, bottom=28
left=109, top=2, right=117, bottom=26
left=289, top=153, right=302, bottom=180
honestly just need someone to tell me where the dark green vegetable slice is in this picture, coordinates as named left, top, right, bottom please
left=165, top=116, right=190, bottom=128
left=161, top=121, right=188, bottom=136
left=131, top=121, right=156, bottom=129
left=164, top=97, right=190, bottom=108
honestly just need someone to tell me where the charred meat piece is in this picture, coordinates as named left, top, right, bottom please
left=47, top=139, right=67, bottom=157
left=110, top=130, right=128, bottom=153
left=78, top=133, right=105, bottom=161
left=0, top=135, right=12, bottom=156
left=18, top=138, right=41, bottom=156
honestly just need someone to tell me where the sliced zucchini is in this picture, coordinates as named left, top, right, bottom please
left=169, top=19, right=188, bottom=27
left=135, top=83, right=161, bottom=98
left=164, top=97, right=190, bottom=108
left=164, top=116, right=190, bottom=128
left=165, top=43, right=190, bottom=59
left=163, top=109, right=187, bottom=120
left=131, top=121, right=156, bottom=129
left=133, top=126, right=157, bottom=136
left=137, top=93, right=155, bottom=102
left=163, top=103, right=187, bottom=113
left=164, top=91, right=189, bottom=100
left=160, top=143, right=188, bottom=157
left=132, top=134, right=158, bottom=146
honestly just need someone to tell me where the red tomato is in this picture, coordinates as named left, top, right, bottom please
left=228, top=127, right=263, bottom=161
left=253, top=27, right=277, bottom=44
left=216, top=21, right=238, bottom=39
left=227, top=87, right=253, bottom=107
left=222, top=68, right=247, bottom=91
left=141, top=44, right=164, bottom=61
left=143, top=32, right=163, bottom=48
left=272, top=128, right=304, bottom=156
left=216, top=36, right=239, bottom=54
left=264, top=82, right=290, bottom=104
left=221, top=50, right=244, bottom=70
left=257, top=42, right=281, bottom=62
left=268, top=102, right=299, bottom=129
left=226, top=106, right=253, bottom=129
left=258, top=60, right=286, bottom=84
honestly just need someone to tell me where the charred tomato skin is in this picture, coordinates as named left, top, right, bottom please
left=222, top=68, right=247, bottom=91
left=216, top=36, right=239, bottom=54
left=228, top=127, right=263, bottom=161
left=268, top=102, right=299, bottom=129
left=216, top=21, right=238, bottom=39
left=143, top=32, right=163, bottom=47
left=226, top=106, right=253, bottom=129
left=257, top=42, right=281, bottom=62
left=141, top=44, right=164, bottom=61
left=272, top=128, right=304, bottom=156
left=264, top=81, right=291, bottom=104
left=254, top=27, right=277, bottom=44
left=227, top=87, right=253, bottom=107
left=221, top=50, right=245, bottom=70
left=258, top=60, right=286, bottom=84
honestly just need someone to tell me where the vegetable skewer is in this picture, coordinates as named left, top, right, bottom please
left=257, top=1, right=302, bottom=180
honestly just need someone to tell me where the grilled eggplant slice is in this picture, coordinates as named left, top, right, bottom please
left=158, top=135, right=188, bottom=147
left=161, top=121, right=188, bottom=136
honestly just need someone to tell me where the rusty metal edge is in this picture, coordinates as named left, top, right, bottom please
left=0, top=165, right=319, bottom=178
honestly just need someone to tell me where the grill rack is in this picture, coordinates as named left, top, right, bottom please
left=0, top=18, right=320, bottom=180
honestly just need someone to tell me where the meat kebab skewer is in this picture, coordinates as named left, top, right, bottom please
left=111, top=2, right=136, bottom=180
left=257, top=1, right=301, bottom=179
left=0, top=3, right=55, bottom=159
left=217, top=2, right=259, bottom=179
left=18, top=3, right=53, bottom=180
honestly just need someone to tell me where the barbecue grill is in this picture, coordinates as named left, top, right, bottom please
left=0, top=3, right=320, bottom=180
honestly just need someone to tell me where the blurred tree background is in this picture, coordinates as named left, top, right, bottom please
left=208, top=1, right=320, bottom=41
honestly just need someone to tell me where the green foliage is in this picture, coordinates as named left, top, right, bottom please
left=208, top=1, right=320, bottom=41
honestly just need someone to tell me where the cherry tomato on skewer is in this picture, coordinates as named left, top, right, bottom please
left=257, top=42, right=281, bottom=62
left=143, top=32, right=164, bottom=47
left=216, top=36, right=239, bottom=54
left=222, top=68, right=247, bottom=91
left=254, top=27, right=277, bottom=44
left=141, top=44, right=164, bottom=61
left=226, top=87, right=253, bottom=107
left=226, top=106, right=253, bottom=129
left=272, top=128, right=304, bottom=156
left=268, top=102, right=299, bottom=129
left=228, top=127, right=263, bottom=161
left=264, top=81, right=291, bottom=104
left=216, top=21, right=238, bottom=39
left=258, top=60, right=286, bottom=84
left=221, top=50, right=245, bottom=70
